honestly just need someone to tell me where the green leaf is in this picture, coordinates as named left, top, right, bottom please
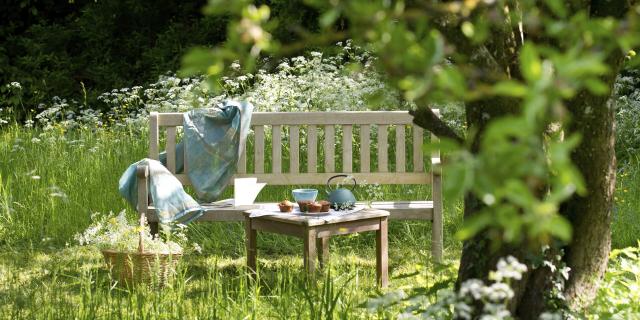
left=435, top=67, right=466, bottom=97
left=493, top=80, right=528, bottom=97
left=180, top=47, right=218, bottom=77
left=544, top=0, right=567, bottom=18
left=520, top=43, right=542, bottom=82
left=547, top=215, right=573, bottom=242
left=320, top=9, right=340, bottom=28
left=584, top=78, right=610, bottom=95
left=422, top=137, right=461, bottom=154
left=456, top=211, right=493, bottom=240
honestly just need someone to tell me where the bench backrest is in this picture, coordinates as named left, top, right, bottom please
left=149, top=111, right=439, bottom=186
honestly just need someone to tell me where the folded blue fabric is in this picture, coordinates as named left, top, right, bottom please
left=119, top=158, right=203, bottom=224
left=119, top=100, right=253, bottom=224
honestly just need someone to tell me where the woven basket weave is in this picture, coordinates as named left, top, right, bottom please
left=101, top=215, right=181, bottom=286
left=101, top=249, right=181, bottom=286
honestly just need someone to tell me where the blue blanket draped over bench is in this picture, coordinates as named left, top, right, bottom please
left=118, top=101, right=253, bottom=224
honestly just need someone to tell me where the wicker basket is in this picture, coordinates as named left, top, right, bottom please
left=101, top=249, right=181, bottom=286
left=101, top=215, right=182, bottom=287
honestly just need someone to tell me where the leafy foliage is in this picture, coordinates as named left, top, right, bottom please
left=587, top=243, right=640, bottom=318
left=614, top=67, right=640, bottom=163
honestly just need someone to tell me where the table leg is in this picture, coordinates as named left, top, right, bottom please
left=245, top=217, right=257, bottom=276
left=317, top=237, right=330, bottom=269
left=303, top=228, right=317, bottom=275
left=376, top=217, right=389, bottom=288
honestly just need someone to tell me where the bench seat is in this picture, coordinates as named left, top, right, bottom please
left=146, top=201, right=434, bottom=222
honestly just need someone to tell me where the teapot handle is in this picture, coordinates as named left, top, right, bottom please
left=326, top=174, right=357, bottom=191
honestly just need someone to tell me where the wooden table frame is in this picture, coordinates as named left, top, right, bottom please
left=244, top=209, right=389, bottom=287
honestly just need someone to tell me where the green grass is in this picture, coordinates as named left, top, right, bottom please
left=0, top=124, right=638, bottom=319
left=612, top=155, right=640, bottom=249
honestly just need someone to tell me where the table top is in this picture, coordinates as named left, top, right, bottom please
left=243, top=207, right=389, bottom=226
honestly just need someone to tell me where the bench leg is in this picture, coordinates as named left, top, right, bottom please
left=376, top=217, right=389, bottom=288
left=303, top=229, right=317, bottom=276
left=432, top=174, right=444, bottom=263
left=149, top=221, right=159, bottom=236
left=317, top=237, right=329, bottom=269
left=245, top=217, right=257, bottom=277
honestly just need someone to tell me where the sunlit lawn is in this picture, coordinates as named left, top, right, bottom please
left=1, top=124, right=638, bottom=318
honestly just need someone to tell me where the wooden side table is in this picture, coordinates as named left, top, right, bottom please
left=244, top=208, right=390, bottom=287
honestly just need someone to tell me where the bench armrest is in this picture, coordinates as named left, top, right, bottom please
left=135, top=163, right=149, bottom=213
left=136, top=163, right=149, bottom=179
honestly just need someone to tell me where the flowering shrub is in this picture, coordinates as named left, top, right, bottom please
left=367, top=256, right=530, bottom=319
left=1, top=42, right=467, bottom=134
left=587, top=243, right=640, bottom=318
left=74, top=211, right=194, bottom=254
left=614, top=68, right=640, bottom=164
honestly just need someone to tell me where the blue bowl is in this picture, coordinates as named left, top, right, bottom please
left=292, top=189, right=318, bottom=202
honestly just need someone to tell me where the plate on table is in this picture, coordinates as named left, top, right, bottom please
left=291, top=205, right=330, bottom=216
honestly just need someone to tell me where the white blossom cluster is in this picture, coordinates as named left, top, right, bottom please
left=74, top=210, right=186, bottom=254
left=371, top=256, right=537, bottom=320
left=9, top=42, right=406, bottom=134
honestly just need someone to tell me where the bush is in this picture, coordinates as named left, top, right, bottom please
left=613, top=68, right=640, bottom=164
left=587, top=243, right=640, bottom=318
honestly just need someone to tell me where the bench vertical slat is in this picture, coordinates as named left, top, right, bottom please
left=238, top=141, right=247, bottom=174
left=324, top=125, right=335, bottom=172
left=272, top=125, right=282, bottom=173
left=360, top=125, right=370, bottom=173
left=166, top=126, right=177, bottom=173
left=149, top=112, right=160, bottom=160
left=395, top=125, right=406, bottom=173
left=307, top=126, right=318, bottom=173
left=290, top=126, right=300, bottom=173
left=431, top=132, right=443, bottom=263
left=413, top=126, right=424, bottom=172
left=342, top=125, right=353, bottom=173
left=254, top=126, right=265, bottom=174
left=378, top=125, right=388, bottom=172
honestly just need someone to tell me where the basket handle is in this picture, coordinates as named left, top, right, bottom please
left=138, top=213, right=145, bottom=254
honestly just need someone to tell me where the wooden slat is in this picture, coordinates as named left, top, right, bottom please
left=378, top=125, right=388, bottom=172
left=413, top=126, right=424, bottom=172
left=154, top=110, right=439, bottom=127
left=316, top=219, right=381, bottom=237
left=238, top=140, right=247, bottom=173
left=232, top=172, right=431, bottom=185
left=272, top=125, right=282, bottom=173
left=183, top=135, right=189, bottom=174
left=290, top=126, right=300, bottom=173
left=149, top=112, right=159, bottom=160
left=324, top=125, right=335, bottom=172
left=342, top=125, right=353, bottom=173
left=166, top=126, right=177, bottom=173
left=307, top=126, right=318, bottom=173
left=254, top=126, right=265, bottom=174
left=360, top=125, right=370, bottom=173
left=395, top=125, right=406, bottom=173
left=251, top=111, right=413, bottom=125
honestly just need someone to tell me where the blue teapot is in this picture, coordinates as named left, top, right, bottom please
left=326, top=175, right=357, bottom=210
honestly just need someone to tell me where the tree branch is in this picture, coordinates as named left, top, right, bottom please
left=410, top=107, right=464, bottom=144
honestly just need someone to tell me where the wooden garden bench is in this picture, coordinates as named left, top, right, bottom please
left=135, top=111, right=443, bottom=262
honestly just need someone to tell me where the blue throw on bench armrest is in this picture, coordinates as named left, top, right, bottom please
left=119, top=100, right=253, bottom=224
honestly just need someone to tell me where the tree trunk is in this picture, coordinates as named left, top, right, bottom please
left=561, top=62, right=622, bottom=309
left=451, top=69, right=623, bottom=320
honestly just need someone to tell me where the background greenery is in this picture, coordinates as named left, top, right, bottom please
left=0, top=0, right=320, bottom=120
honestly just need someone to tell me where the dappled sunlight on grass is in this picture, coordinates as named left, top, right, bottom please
left=0, top=244, right=459, bottom=319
